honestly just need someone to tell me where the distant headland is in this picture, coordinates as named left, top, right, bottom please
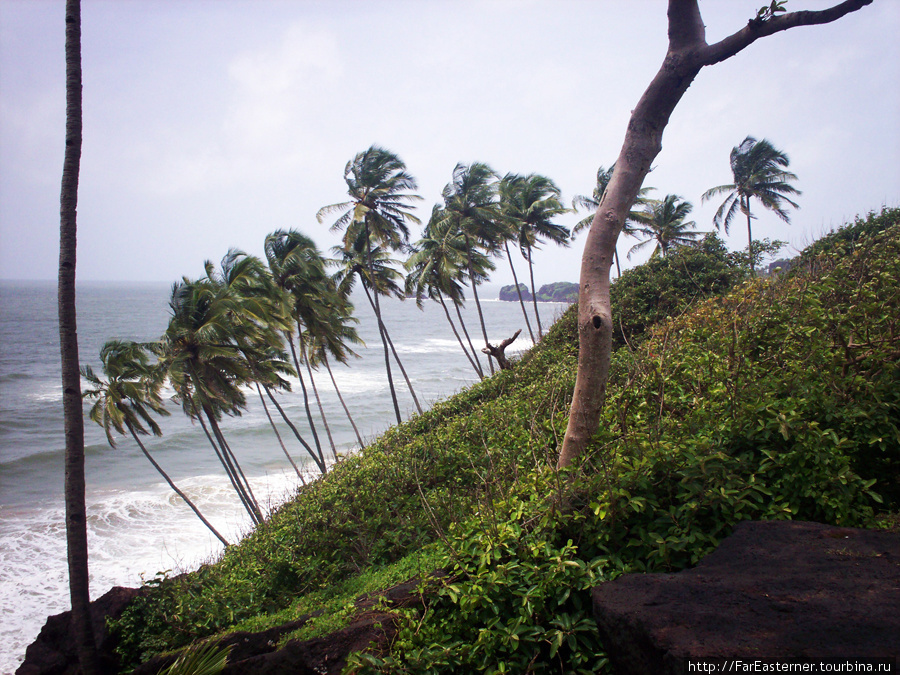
left=498, top=282, right=578, bottom=303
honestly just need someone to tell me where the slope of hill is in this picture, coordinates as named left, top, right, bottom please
left=109, top=208, right=899, bottom=673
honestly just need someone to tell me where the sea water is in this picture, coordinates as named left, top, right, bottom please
left=0, top=279, right=567, bottom=673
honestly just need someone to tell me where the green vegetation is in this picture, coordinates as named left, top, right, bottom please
left=110, top=208, right=898, bottom=673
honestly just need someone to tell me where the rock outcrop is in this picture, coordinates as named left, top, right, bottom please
left=592, top=520, right=900, bottom=674
left=17, top=586, right=141, bottom=675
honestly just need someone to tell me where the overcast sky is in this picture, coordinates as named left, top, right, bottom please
left=1, top=0, right=898, bottom=288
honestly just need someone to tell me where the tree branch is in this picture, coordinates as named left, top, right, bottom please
left=702, top=0, right=874, bottom=66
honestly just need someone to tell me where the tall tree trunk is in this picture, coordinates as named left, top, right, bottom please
left=300, top=339, right=339, bottom=461
left=206, top=410, right=263, bottom=523
left=58, top=2, right=99, bottom=671
left=465, top=236, right=494, bottom=375
left=526, top=245, right=544, bottom=339
left=285, top=332, right=327, bottom=469
left=193, top=399, right=261, bottom=525
left=256, top=383, right=303, bottom=480
left=321, top=352, right=365, bottom=449
left=380, top=318, right=423, bottom=415
left=264, top=385, right=325, bottom=473
left=360, top=281, right=404, bottom=424
left=745, top=198, right=755, bottom=272
left=129, top=426, right=230, bottom=546
left=439, top=293, right=483, bottom=378
left=613, top=247, right=622, bottom=278
left=455, top=300, right=484, bottom=377
left=558, top=0, right=873, bottom=469
left=504, top=241, right=536, bottom=343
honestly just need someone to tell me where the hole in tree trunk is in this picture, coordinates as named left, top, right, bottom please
left=592, top=315, right=603, bottom=329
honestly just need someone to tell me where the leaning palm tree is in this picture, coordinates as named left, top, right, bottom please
left=156, top=251, right=287, bottom=526
left=439, top=162, right=503, bottom=374
left=701, top=136, right=801, bottom=271
left=264, top=230, right=337, bottom=469
left=317, top=145, right=422, bottom=424
left=501, top=173, right=570, bottom=340
left=628, top=194, right=702, bottom=259
left=330, top=238, right=423, bottom=417
left=571, top=163, right=653, bottom=277
left=406, top=207, right=491, bottom=378
left=82, top=340, right=229, bottom=547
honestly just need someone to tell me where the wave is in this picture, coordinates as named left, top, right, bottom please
left=0, top=468, right=307, bottom=674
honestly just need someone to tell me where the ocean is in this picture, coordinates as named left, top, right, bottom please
left=0, top=279, right=569, bottom=673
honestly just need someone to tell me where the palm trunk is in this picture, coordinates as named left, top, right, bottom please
left=745, top=198, right=755, bottom=273
left=256, top=383, right=303, bottom=480
left=285, top=331, right=327, bottom=470
left=361, top=281, right=403, bottom=424
left=465, top=237, right=494, bottom=375
left=264, top=385, right=325, bottom=473
left=58, top=2, right=99, bottom=670
left=128, top=425, right=230, bottom=546
left=454, top=300, right=484, bottom=376
left=381, top=322, right=423, bottom=415
left=300, top=339, right=338, bottom=461
left=614, top=248, right=622, bottom=278
left=206, top=412, right=263, bottom=524
left=504, top=241, right=536, bottom=343
left=195, top=404, right=261, bottom=525
left=439, top=293, right=484, bottom=378
left=322, top=352, right=365, bottom=449
left=526, top=245, right=543, bottom=339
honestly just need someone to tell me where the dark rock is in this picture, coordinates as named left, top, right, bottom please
left=593, top=520, right=900, bottom=674
left=17, top=586, right=141, bottom=675
left=131, top=574, right=438, bottom=675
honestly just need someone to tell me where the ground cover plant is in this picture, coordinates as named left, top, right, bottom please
left=110, top=208, right=899, bottom=673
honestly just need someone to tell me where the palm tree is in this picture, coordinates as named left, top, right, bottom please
left=702, top=136, right=800, bottom=271
left=156, top=251, right=288, bottom=526
left=501, top=173, right=570, bottom=340
left=406, top=206, right=491, bottom=378
left=264, top=230, right=338, bottom=469
left=330, top=237, right=423, bottom=416
left=317, top=146, right=422, bottom=424
left=439, top=162, right=503, bottom=374
left=82, top=340, right=229, bottom=547
left=627, top=194, right=702, bottom=259
left=571, top=163, right=653, bottom=277
left=58, top=1, right=99, bottom=670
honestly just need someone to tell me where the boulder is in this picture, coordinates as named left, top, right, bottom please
left=17, top=586, right=141, bottom=675
left=592, top=520, right=900, bottom=674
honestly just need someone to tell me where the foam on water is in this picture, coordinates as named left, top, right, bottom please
left=0, top=471, right=305, bottom=674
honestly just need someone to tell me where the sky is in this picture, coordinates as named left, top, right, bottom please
left=1, top=0, right=898, bottom=289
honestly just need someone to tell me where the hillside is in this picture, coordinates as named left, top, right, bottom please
left=107, top=208, right=899, bottom=673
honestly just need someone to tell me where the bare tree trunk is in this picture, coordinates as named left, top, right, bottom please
left=129, top=426, right=230, bottom=547
left=286, top=332, right=327, bottom=469
left=256, top=383, right=303, bottom=480
left=382, top=322, right=423, bottom=415
left=465, top=238, right=494, bottom=374
left=301, top=339, right=339, bottom=461
left=439, top=293, right=484, bottom=378
left=482, top=329, right=522, bottom=371
left=558, top=0, right=873, bottom=469
left=745, top=198, right=755, bottom=272
left=321, top=352, right=365, bottom=449
left=264, top=385, right=325, bottom=473
left=526, top=245, right=544, bottom=339
left=504, top=241, right=536, bottom=343
left=58, top=2, right=99, bottom=671
left=455, top=300, right=484, bottom=376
